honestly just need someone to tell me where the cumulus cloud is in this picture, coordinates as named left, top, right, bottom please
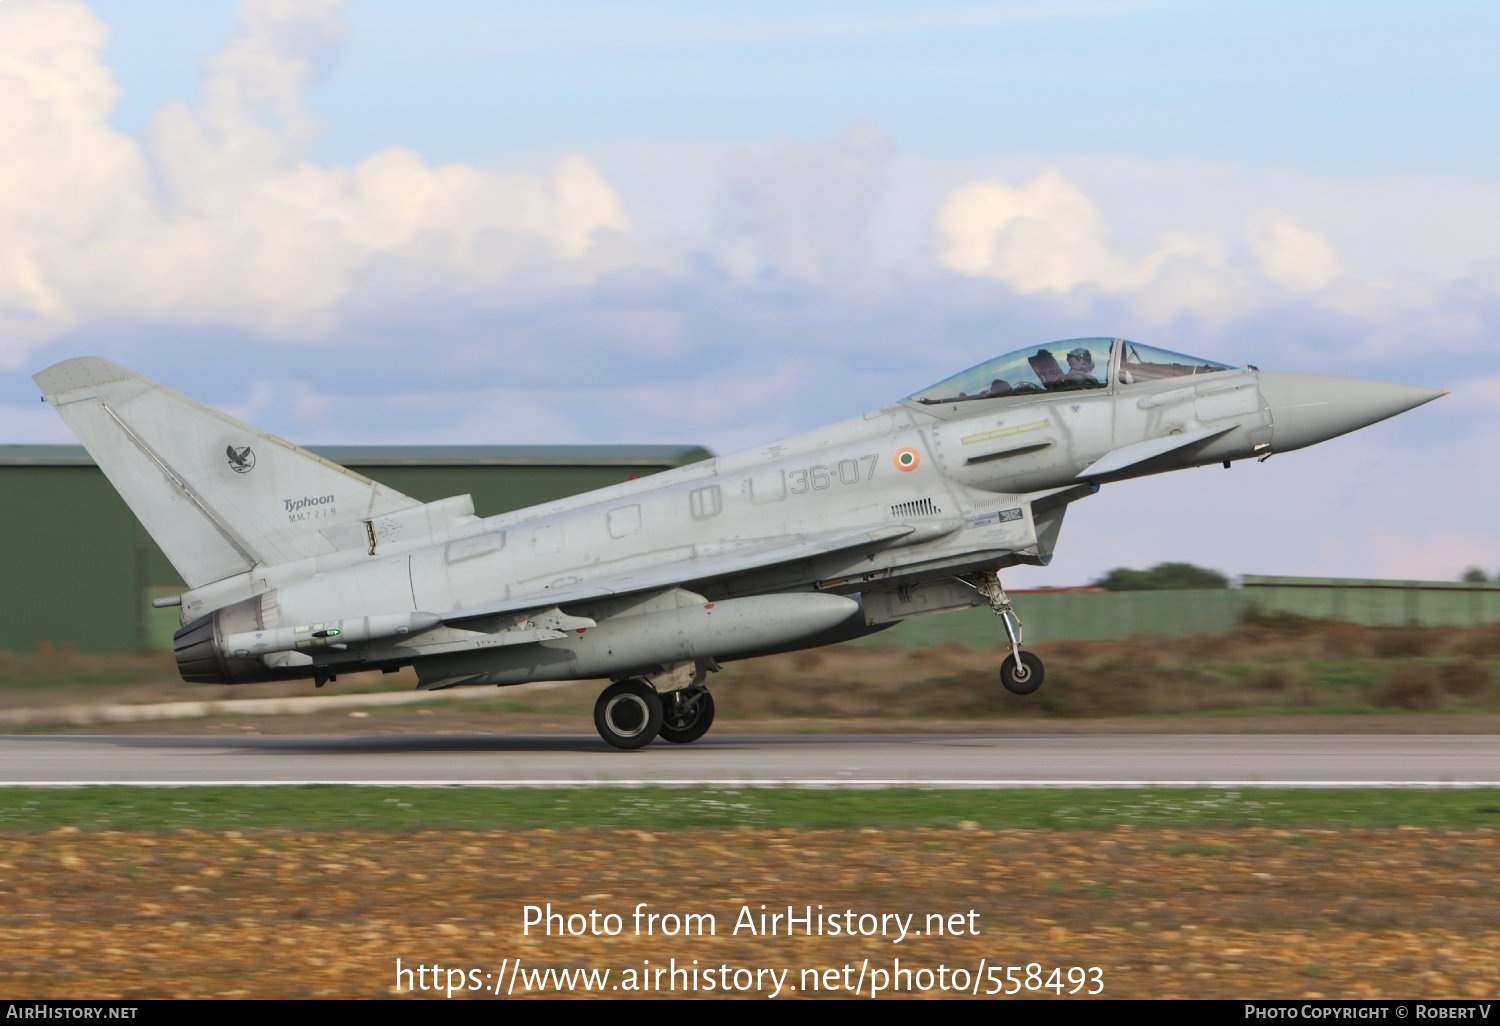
left=718, top=121, right=894, bottom=281
left=924, top=162, right=1500, bottom=342
left=933, top=169, right=1222, bottom=294
left=0, top=0, right=131, bottom=354
left=0, top=0, right=632, bottom=370
left=1250, top=214, right=1341, bottom=292
left=937, top=170, right=1121, bottom=291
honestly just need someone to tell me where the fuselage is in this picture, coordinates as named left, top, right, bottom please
left=281, top=349, right=1271, bottom=620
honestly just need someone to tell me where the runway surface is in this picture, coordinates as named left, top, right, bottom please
left=2, top=733, right=1498, bottom=787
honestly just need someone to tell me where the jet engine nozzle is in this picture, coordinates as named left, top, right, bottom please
left=173, top=597, right=277, bottom=685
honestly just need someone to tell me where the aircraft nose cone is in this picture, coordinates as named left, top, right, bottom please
left=1258, top=372, right=1446, bottom=452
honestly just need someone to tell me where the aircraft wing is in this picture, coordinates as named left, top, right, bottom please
left=439, top=523, right=918, bottom=625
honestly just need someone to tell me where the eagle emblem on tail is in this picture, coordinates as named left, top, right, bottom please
left=226, top=444, right=256, bottom=474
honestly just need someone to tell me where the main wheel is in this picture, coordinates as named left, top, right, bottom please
left=594, top=678, right=663, bottom=750
left=999, top=651, right=1045, bottom=695
left=658, top=689, right=716, bottom=745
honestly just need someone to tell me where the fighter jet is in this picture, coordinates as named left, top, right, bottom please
left=34, top=339, right=1443, bottom=748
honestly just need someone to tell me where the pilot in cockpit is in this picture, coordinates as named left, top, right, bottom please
left=1063, top=347, right=1098, bottom=386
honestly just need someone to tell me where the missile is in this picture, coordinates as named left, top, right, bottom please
left=222, top=612, right=442, bottom=657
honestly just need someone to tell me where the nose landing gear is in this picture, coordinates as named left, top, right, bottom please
left=973, top=571, right=1046, bottom=696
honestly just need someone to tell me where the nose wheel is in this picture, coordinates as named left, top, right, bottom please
left=999, top=650, right=1045, bottom=695
left=970, top=571, right=1047, bottom=696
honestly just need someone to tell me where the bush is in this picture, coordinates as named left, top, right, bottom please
left=1252, top=666, right=1292, bottom=693
left=1094, top=562, right=1230, bottom=591
left=1240, top=609, right=1330, bottom=635
left=1455, top=628, right=1500, bottom=658
left=1373, top=628, right=1438, bottom=658
left=1440, top=658, right=1494, bottom=699
left=1377, top=665, right=1444, bottom=710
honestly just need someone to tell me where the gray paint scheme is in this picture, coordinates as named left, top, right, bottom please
left=34, top=339, right=1444, bottom=748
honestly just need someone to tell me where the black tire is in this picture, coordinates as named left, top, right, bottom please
left=594, top=678, right=663, bottom=750
left=999, top=651, right=1045, bottom=696
left=658, top=689, right=716, bottom=745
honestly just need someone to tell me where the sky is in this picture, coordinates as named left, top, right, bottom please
left=2, top=0, right=1497, bottom=588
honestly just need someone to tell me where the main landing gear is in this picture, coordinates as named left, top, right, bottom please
left=973, top=571, right=1046, bottom=696
left=593, top=678, right=663, bottom=750
left=593, top=674, right=717, bottom=750
left=660, top=687, right=716, bottom=744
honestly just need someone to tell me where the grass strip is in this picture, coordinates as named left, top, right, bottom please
left=2, top=785, right=1499, bottom=832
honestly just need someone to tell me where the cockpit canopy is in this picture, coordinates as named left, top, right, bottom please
left=907, top=337, right=1235, bottom=405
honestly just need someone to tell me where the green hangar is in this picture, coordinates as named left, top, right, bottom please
left=0, top=444, right=712, bottom=654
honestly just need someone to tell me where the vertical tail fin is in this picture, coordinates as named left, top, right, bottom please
left=34, top=357, right=422, bottom=589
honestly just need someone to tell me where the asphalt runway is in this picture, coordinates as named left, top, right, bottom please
left=1, top=733, right=1497, bottom=786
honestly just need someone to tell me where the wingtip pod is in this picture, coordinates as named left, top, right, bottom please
left=33, top=357, right=140, bottom=402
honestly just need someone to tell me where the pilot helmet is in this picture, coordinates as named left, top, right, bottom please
left=1067, top=347, right=1093, bottom=367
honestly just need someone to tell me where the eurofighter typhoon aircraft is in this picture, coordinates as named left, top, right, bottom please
left=35, top=340, right=1442, bottom=748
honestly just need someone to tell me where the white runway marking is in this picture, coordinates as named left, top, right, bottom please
left=7, top=779, right=1500, bottom=789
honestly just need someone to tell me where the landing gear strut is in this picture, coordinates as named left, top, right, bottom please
left=974, top=571, right=1046, bottom=696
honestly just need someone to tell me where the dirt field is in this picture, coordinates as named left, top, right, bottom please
left=2, top=825, right=1497, bottom=1000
